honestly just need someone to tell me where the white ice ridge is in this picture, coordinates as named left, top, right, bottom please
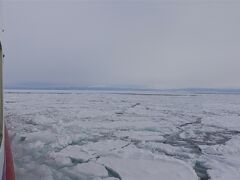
left=99, top=157, right=198, bottom=180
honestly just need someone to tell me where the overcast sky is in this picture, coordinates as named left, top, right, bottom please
left=2, top=0, right=240, bottom=89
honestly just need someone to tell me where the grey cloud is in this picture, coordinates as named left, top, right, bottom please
left=2, top=0, right=240, bottom=88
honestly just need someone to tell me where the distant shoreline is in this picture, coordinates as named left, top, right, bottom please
left=4, top=87, right=240, bottom=94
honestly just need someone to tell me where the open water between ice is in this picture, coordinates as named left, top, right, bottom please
left=4, top=90, right=240, bottom=180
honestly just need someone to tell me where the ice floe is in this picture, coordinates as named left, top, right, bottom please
left=5, top=90, right=240, bottom=180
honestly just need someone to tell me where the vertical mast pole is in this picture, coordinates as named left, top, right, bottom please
left=0, top=42, right=3, bottom=140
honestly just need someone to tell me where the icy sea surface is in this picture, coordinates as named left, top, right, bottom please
left=4, top=90, right=240, bottom=180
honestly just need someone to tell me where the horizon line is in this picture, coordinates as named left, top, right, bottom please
left=4, top=86, right=240, bottom=92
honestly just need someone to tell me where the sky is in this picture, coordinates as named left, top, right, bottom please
left=1, top=0, right=240, bottom=89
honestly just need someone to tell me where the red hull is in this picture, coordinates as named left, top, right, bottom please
left=2, top=126, right=15, bottom=180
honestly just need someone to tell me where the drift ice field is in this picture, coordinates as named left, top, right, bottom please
left=4, top=90, right=240, bottom=180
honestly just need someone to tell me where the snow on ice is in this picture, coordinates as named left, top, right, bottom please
left=4, top=90, right=240, bottom=180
